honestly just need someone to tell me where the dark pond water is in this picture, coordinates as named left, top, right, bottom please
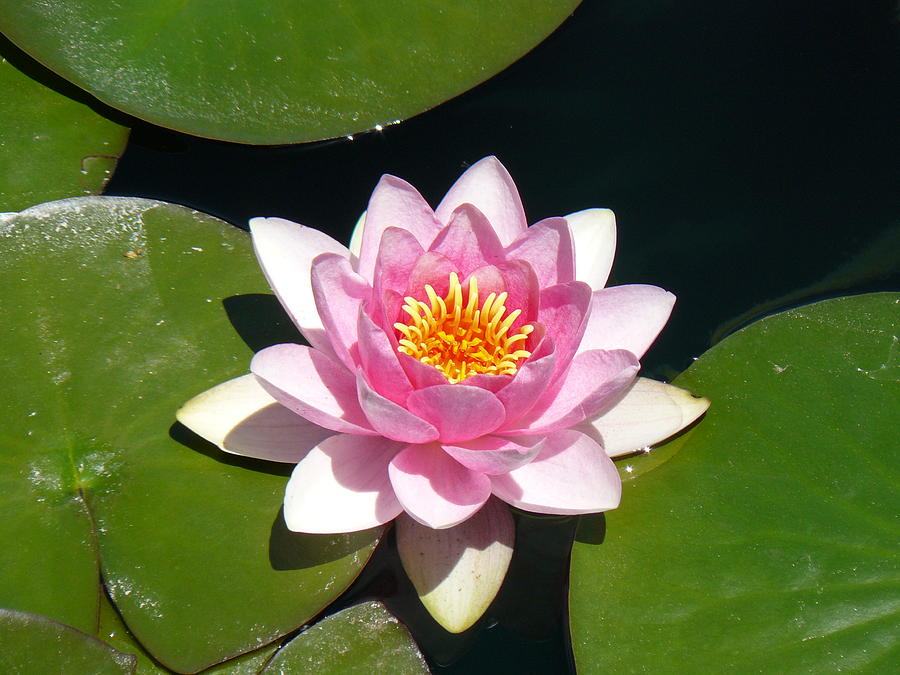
left=106, top=1, right=898, bottom=672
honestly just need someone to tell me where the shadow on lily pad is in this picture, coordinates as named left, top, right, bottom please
left=223, top=294, right=305, bottom=353
left=268, top=506, right=382, bottom=571
left=169, top=421, right=292, bottom=478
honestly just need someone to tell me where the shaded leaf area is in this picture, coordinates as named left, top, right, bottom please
left=0, top=609, right=136, bottom=674
left=0, top=35, right=129, bottom=212
left=261, top=602, right=429, bottom=674
left=0, top=1, right=579, bottom=143
left=0, top=197, right=381, bottom=673
left=570, top=294, right=900, bottom=672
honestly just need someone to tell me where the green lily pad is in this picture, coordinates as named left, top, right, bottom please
left=0, top=197, right=381, bottom=674
left=570, top=293, right=900, bottom=672
left=0, top=609, right=136, bottom=674
left=0, top=38, right=129, bottom=212
left=0, top=2, right=579, bottom=144
left=261, top=602, right=429, bottom=674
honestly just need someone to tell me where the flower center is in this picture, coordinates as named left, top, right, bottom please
left=394, top=272, right=534, bottom=383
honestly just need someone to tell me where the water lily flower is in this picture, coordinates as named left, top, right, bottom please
left=177, top=157, right=708, bottom=630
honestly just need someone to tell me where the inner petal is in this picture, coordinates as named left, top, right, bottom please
left=394, top=272, right=534, bottom=383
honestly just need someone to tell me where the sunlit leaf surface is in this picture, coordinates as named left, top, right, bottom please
left=0, top=197, right=382, bottom=673
left=0, top=2, right=580, bottom=144
left=570, top=293, right=900, bottom=672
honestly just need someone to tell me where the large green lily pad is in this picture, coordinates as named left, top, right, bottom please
left=0, top=197, right=381, bottom=673
left=0, top=38, right=128, bottom=212
left=0, top=609, right=136, bottom=674
left=262, top=602, right=429, bottom=674
left=570, top=293, right=899, bottom=672
left=0, top=2, right=580, bottom=144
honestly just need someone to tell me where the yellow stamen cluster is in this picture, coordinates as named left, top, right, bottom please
left=395, top=272, right=534, bottom=383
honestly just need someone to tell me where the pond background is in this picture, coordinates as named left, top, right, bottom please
left=105, top=1, right=898, bottom=672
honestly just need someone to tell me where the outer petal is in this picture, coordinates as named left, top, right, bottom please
left=389, top=443, right=492, bottom=529
left=490, top=429, right=621, bottom=515
left=504, top=217, right=576, bottom=287
left=406, top=385, right=506, bottom=443
left=284, top=434, right=403, bottom=533
left=428, top=203, right=506, bottom=278
left=251, top=343, right=375, bottom=435
left=177, top=374, right=333, bottom=463
left=578, top=285, right=676, bottom=359
left=356, top=372, right=439, bottom=444
left=435, top=156, right=527, bottom=246
left=249, top=217, right=349, bottom=355
left=311, top=253, right=370, bottom=370
left=566, top=208, right=617, bottom=290
left=348, top=211, right=366, bottom=261
left=442, top=435, right=544, bottom=475
left=358, top=175, right=443, bottom=282
left=584, top=377, right=710, bottom=457
left=506, top=349, right=639, bottom=435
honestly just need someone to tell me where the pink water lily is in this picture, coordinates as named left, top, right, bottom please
left=178, top=157, right=708, bottom=535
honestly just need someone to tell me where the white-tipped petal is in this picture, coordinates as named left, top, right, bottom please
left=176, top=374, right=331, bottom=462
left=566, top=208, right=617, bottom=290
left=587, top=377, right=710, bottom=457
left=396, top=498, right=514, bottom=633
left=348, top=210, right=366, bottom=261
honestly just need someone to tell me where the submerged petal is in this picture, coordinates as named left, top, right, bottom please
left=389, top=444, right=492, bottom=529
left=396, top=498, right=514, bottom=633
left=584, top=377, right=710, bottom=457
left=284, top=434, right=403, bottom=533
left=176, top=374, right=332, bottom=463
left=249, top=217, right=349, bottom=355
left=435, top=156, right=527, bottom=246
left=490, top=429, right=621, bottom=515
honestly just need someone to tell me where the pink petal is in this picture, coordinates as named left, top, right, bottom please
left=398, top=351, right=452, bottom=389
left=506, top=349, right=639, bottom=435
left=389, top=443, right=491, bottom=529
left=251, top=344, right=375, bottom=435
left=357, top=175, right=443, bottom=282
left=584, top=377, right=710, bottom=457
left=442, top=435, right=544, bottom=475
left=504, top=217, right=576, bottom=287
left=249, top=217, right=349, bottom=355
left=578, top=285, right=676, bottom=359
left=311, top=253, right=371, bottom=370
left=435, top=156, right=527, bottom=246
left=490, top=429, right=621, bottom=515
left=372, top=227, right=425, bottom=298
left=403, top=251, right=456, bottom=304
left=406, top=385, right=506, bottom=443
left=428, top=204, right=506, bottom=278
left=495, top=335, right=556, bottom=425
left=356, top=372, right=439, bottom=444
left=356, top=310, right=413, bottom=404
left=566, top=208, right=617, bottom=290
left=176, top=374, right=333, bottom=463
left=536, top=281, right=593, bottom=382
left=284, top=434, right=404, bottom=533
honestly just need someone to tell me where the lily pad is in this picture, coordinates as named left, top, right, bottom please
left=0, top=1, right=579, bottom=144
left=0, top=609, right=136, bottom=674
left=261, top=602, right=429, bottom=674
left=0, top=197, right=381, bottom=673
left=0, top=37, right=128, bottom=212
left=570, top=293, right=900, bottom=672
